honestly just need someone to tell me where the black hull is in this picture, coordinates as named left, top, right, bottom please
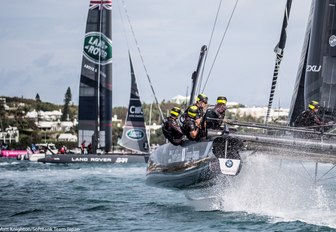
left=38, top=154, right=149, bottom=164
left=145, top=158, right=220, bottom=189
left=145, top=140, right=224, bottom=189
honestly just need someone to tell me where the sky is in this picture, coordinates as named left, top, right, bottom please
left=0, top=0, right=311, bottom=108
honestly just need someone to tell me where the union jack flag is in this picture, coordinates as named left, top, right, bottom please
left=90, top=0, right=112, bottom=10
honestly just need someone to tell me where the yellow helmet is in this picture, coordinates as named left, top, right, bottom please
left=196, top=93, right=208, bottom=104
left=217, top=96, right=227, bottom=104
left=170, top=107, right=181, bottom=117
left=308, top=100, right=319, bottom=110
left=187, top=106, right=198, bottom=118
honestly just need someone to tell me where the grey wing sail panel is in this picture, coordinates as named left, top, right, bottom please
left=118, top=53, right=149, bottom=153
left=78, top=0, right=113, bottom=152
left=288, top=0, right=314, bottom=125
left=290, top=0, right=336, bottom=123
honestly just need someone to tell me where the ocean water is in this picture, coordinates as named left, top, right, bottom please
left=0, top=156, right=335, bottom=232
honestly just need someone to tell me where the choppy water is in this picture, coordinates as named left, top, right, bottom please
left=0, top=155, right=335, bottom=232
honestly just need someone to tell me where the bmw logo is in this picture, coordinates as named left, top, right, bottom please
left=225, top=160, right=233, bottom=168
left=329, top=35, right=336, bottom=47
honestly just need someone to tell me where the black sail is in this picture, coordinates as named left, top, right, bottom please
left=78, top=0, right=113, bottom=152
left=118, top=53, right=149, bottom=153
left=289, top=0, right=336, bottom=123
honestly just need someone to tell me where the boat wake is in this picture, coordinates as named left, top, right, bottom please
left=186, top=155, right=336, bottom=229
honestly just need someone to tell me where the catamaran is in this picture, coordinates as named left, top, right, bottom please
left=145, top=46, right=243, bottom=189
left=146, top=0, right=336, bottom=189
left=39, top=0, right=149, bottom=164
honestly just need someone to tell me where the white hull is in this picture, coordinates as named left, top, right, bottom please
left=28, top=153, right=46, bottom=162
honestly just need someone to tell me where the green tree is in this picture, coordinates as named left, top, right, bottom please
left=61, top=87, right=72, bottom=121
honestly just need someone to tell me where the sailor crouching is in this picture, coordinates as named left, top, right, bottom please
left=182, top=105, right=206, bottom=141
left=294, top=101, right=324, bottom=128
left=162, top=107, right=184, bottom=146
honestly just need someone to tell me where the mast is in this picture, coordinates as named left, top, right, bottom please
left=265, top=0, right=292, bottom=124
left=78, top=0, right=113, bottom=153
left=189, top=45, right=208, bottom=105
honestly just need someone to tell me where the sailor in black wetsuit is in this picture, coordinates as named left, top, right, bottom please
left=206, top=96, right=227, bottom=129
left=181, top=93, right=208, bottom=133
left=294, top=101, right=324, bottom=128
left=182, top=105, right=205, bottom=141
left=294, top=101, right=325, bottom=138
left=162, top=107, right=184, bottom=145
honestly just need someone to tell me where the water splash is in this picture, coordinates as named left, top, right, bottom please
left=214, top=155, right=336, bottom=228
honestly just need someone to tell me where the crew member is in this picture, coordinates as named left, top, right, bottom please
left=182, top=105, right=205, bottom=141
left=87, top=143, right=92, bottom=154
left=81, top=140, right=86, bottom=154
left=162, top=107, right=184, bottom=146
left=294, top=100, right=324, bottom=128
left=182, top=93, right=208, bottom=131
left=206, top=96, right=227, bottom=129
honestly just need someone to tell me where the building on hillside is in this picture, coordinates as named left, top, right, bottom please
left=26, top=109, right=62, bottom=121
left=229, top=106, right=289, bottom=122
left=58, top=133, right=77, bottom=142
left=146, top=123, right=162, bottom=134
left=112, top=115, right=122, bottom=127
left=0, top=126, right=19, bottom=144
left=171, top=95, right=190, bottom=105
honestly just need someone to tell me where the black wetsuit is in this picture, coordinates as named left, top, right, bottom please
left=294, top=110, right=324, bottom=138
left=205, top=104, right=227, bottom=129
left=182, top=116, right=202, bottom=141
left=162, top=116, right=184, bottom=145
left=294, top=110, right=323, bottom=128
left=181, top=104, right=207, bottom=136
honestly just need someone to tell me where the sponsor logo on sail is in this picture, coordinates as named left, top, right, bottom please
left=130, top=106, right=143, bottom=114
left=126, top=129, right=144, bottom=140
left=306, top=65, right=321, bottom=73
left=329, top=35, right=336, bottom=47
left=83, top=32, right=112, bottom=65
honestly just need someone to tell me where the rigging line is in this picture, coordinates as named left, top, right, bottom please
left=299, top=161, right=315, bottom=182
left=316, top=165, right=336, bottom=182
left=120, top=0, right=164, bottom=122
left=202, top=0, right=239, bottom=93
left=116, top=0, right=147, bottom=112
left=197, top=0, right=223, bottom=95
left=116, top=0, right=131, bottom=50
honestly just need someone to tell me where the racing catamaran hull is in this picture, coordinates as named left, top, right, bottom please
left=145, top=137, right=242, bottom=189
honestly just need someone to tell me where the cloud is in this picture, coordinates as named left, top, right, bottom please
left=0, top=0, right=312, bottom=109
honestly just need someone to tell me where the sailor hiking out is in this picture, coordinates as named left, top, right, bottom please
left=162, top=107, right=184, bottom=145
